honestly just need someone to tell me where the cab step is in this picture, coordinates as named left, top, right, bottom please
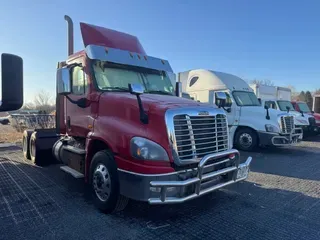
left=60, top=165, right=84, bottom=178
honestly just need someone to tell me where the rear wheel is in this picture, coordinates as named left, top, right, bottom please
left=235, top=128, right=258, bottom=151
left=90, top=150, right=128, bottom=214
left=29, top=132, right=46, bottom=166
left=22, top=130, right=33, bottom=160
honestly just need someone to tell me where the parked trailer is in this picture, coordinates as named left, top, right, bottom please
left=22, top=16, right=252, bottom=214
left=313, top=95, right=320, bottom=113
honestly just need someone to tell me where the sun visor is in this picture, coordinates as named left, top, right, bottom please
left=80, top=22, right=146, bottom=55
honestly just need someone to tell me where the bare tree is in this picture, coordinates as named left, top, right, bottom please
left=287, top=85, right=299, bottom=100
left=32, top=90, right=55, bottom=113
left=250, top=79, right=275, bottom=86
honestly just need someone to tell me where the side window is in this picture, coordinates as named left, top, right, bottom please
left=72, top=66, right=88, bottom=95
left=189, top=76, right=199, bottom=87
left=265, top=101, right=277, bottom=109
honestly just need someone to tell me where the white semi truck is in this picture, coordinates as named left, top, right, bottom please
left=175, top=69, right=302, bottom=151
left=250, top=84, right=317, bottom=136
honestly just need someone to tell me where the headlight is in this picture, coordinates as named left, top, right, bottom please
left=265, top=124, right=279, bottom=133
left=130, top=137, right=169, bottom=161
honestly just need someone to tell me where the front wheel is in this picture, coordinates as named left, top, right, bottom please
left=234, top=128, right=258, bottom=151
left=90, top=150, right=128, bottom=214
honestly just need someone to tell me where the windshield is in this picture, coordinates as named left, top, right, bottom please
left=277, top=100, right=295, bottom=111
left=92, top=61, right=175, bottom=95
left=232, top=91, right=261, bottom=106
left=297, top=102, right=311, bottom=112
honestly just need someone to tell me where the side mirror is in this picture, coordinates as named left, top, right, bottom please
left=57, top=68, right=71, bottom=95
left=264, top=105, right=270, bottom=120
left=129, top=83, right=145, bottom=95
left=286, top=106, right=291, bottom=113
left=215, top=92, right=227, bottom=108
left=0, top=53, right=23, bottom=111
left=300, top=110, right=304, bottom=117
left=175, top=82, right=182, bottom=97
left=128, top=83, right=148, bottom=124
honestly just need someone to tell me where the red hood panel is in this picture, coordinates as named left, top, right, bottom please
left=99, top=93, right=205, bottom=111
left=80, top=22, right=146, bottom=54
left=312, top=112, right=320, bottom=120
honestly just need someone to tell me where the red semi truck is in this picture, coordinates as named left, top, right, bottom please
left=291, top=101, right=320, bottom=132
left=22, top=16, right=252, bottom=213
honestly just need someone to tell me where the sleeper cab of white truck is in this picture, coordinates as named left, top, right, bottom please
left=177, top=69, right=301, bottom=151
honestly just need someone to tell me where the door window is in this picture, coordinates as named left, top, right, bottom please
left=265, top=100, right=277, bottom=109
left=72, top=66, right=88, bottom=95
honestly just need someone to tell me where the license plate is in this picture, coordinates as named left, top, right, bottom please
left=236, top=165, right=249, bottom=179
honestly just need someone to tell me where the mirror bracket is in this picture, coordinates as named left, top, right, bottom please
left=128, top=83, right=148, bottom=124
left=264, top=105, right=270, bottom=120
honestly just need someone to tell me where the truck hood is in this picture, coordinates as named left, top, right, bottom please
left=241, top=106, right=286, bottom=120
left=287, top=111, right=311, bottom=126
left=97, top=92, right=210, bottom=117
left=311, top=112, right=320, bottom=121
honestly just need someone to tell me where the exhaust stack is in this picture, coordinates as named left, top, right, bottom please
left=64, top=15, right=74, bottom=56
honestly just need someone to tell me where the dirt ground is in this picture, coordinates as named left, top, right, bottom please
left=0, top=125, right=22, bottom=144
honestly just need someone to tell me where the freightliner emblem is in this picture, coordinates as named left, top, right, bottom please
left=198, top=111, right=209, bottom=116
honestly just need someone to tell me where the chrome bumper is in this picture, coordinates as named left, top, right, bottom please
left=148, top=149, right=252, bottom=204
left=271, top=128, right=302, bottom=146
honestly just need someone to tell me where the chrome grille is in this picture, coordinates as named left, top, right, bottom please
left=280, top=116, right=294, bottom=134
left=173, top=114, right=229, bottom=162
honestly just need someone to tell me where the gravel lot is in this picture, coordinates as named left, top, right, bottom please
left=0, top=137, right=319, bottom=240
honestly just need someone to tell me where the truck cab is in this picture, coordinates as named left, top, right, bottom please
left=291, top=100, right=320, bottom=133
left=250, top=84, right=316, bottom=137
left=22, top=16, right=252, bottom=214
left=176, top=69, right=301, bottom=151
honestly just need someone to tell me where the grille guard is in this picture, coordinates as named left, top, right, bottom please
left=148, top=149, right=252, bottom=204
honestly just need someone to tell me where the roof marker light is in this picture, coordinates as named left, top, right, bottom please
left=144, top=56, right=147, bottom=61
left=161, top=60, right=165, bottom=65
left=137, top=54, right=141, bottom=59
left=129, top=52, right=134, bottom=58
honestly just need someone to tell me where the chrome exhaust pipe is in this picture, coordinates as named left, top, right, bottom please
left=64, top=15, right=74, bottom=56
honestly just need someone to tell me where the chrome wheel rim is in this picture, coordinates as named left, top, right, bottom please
left=93, top=164, right=111, bottom=202
left=239, top=133, right=253, bottom=148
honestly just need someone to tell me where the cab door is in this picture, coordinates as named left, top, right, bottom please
left=210, top=90, right=239, bottom=127
left=65, top=57, right=91, bottom=137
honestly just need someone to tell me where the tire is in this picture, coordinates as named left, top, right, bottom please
left=234, top=128, right=258, bottom=151
left=29, top=132, right=47, bottom=166
left=22, top=130, right=33, bottom=160
left=89, top=150, right=129, bottom=214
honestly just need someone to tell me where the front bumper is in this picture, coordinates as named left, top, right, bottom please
left=258, top=129, right=302, bottom=147
left=118, top=149, right=252, bottom=204
left=301, top=124, right=319, bottom=134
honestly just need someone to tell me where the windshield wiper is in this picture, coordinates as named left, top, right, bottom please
left=101, top=87, right=129, bottom=92
left=145, top=90, right=174, bottom=96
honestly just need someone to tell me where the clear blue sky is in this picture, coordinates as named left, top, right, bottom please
left=1, top=0, right=320, bottom=103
